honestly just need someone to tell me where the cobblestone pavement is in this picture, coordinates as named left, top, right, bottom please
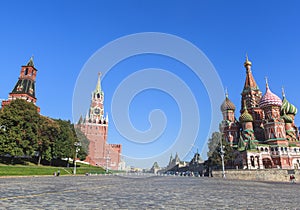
left=0, top=174, right=299, bottom=209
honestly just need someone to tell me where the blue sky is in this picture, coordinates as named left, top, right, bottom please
left=1, top=1, right=299, bottom=168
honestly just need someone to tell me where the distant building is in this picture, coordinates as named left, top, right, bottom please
left=165, top=153, right=187, bottom=172
left=150, top=162, right=160, bottom=174
left=162, top=152, right=204, bottom=175
left=2, top=57, right=40, bottom=112
left=220, top=56, right=300, bottom=169
left=188, top=150, right=204, bottom=172
left=76, top=73, right=122, bottom=170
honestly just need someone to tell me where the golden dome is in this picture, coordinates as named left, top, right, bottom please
left=244, top=54, right=252, bottom=67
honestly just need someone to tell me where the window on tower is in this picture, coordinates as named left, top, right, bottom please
left=97, top=93, right=100, bottom=98
left=24, top=68, right=28, bottom=75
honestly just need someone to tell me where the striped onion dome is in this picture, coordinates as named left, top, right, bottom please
left=281, top=89, right=297, bottom=115
left=221, top=93, right=236, bottom=112
left=239, top=108, right=253, bottom=122
left=259, top=80, right=282, bottom=109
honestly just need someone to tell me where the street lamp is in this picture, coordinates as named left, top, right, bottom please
left=220, top=139, right=226, bottom=179
left=106, top=150, right=110, bottom=174
left=73, top=142, right=81, bottom=175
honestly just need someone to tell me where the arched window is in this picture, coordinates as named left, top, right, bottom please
left=250, top=156, right=255, bottom=167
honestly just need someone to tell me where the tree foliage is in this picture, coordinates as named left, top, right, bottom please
left=0, top=99, right=88, bottom=164
left=37, top=116, right=60, bottom=164
left=74, top=127, right=89, bottom=160
left=206, top=131, right=236, bottom=168
left=0, top=99, right=40, bottom=157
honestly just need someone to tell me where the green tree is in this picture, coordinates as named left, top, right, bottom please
left=53, top=119, right=76, bottom=160
left=36, top=116, right=60, bottom=165
left=207, top=132, right=222, bottom=158
left=74, top=127, right=89, bottom=160
left=206, top=131, right=236, bottom=168
left=53, top=120, right=88, bottom=162
left=0, top=99, right=40, bottom=157
left=0, top=99, right=89, bottom=165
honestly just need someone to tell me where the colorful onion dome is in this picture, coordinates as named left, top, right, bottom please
left=281, top=88, right=297, bottom=115
left=221, top=92, right=236, bottom=112
left=281, top=97, right=297, bottom=115
left=259, top=79, right=282, bottom=109
left=239, top=108, right=253, bottom=122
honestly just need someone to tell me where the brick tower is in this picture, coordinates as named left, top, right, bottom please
left=77, top=73, right=121, bottom=170
left=240, top=55, right=264, bottom=141
left=2, top=57, right=39, bottom=111
left=219, top=91, right=239, bottom=146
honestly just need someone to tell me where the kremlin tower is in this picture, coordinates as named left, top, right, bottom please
left=76, top=73, right=122, bottom=170
left=220, top=56, right=300, bottom=169
left=2, top=57, right=40, bottom=112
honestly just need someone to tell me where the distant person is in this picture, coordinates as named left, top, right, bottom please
left=57, top=170, right=60, bottom=177
left=290, top=175, right=295, bottom=183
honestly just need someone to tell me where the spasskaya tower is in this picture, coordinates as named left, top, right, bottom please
left=77, top=73, right=121, bottom=170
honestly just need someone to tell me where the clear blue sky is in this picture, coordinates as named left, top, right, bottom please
left=1, top=1, right=299, bottom=168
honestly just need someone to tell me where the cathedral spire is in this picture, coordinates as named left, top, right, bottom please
left=242, top=55, right=259, bottom=93
left=244, top=53, right=252, bottom=67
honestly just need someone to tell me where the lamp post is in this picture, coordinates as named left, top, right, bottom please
left=105, top=150, right=110, bottom=174
left=220, top=139, right=226, bottom=179
left=73, top=142, right=81, bottom=175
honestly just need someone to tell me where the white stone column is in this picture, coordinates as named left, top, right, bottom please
left=247, top=154, right=252, bottom=169
left=259, top=154, right=264, bottom=169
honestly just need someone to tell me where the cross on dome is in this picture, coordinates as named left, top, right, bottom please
left=265, top=77, right=269, bottom=89
left=282, top=86, right=286, bottom=98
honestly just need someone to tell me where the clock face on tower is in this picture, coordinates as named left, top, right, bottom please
left=94, top=107, right=100, bottom=115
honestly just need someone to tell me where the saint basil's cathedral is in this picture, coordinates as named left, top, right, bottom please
left=220, top=56, right=300, bottom=169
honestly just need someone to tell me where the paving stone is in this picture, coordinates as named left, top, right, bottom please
left=0, top=175, right=299, bottom=209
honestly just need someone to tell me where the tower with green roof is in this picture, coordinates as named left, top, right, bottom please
left=1, top=57, right=40, bottom=112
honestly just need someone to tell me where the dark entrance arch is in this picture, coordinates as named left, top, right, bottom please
left=262, top=158, right=273, bottom=168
